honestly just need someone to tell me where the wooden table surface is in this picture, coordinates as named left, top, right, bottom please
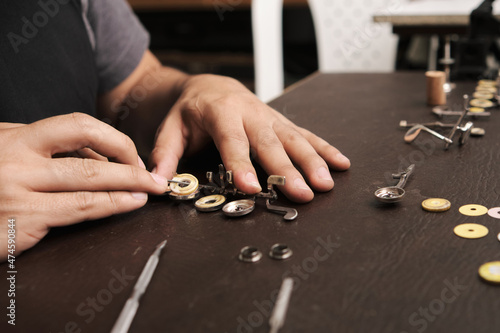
left=2, top=72, right=500, bottom=333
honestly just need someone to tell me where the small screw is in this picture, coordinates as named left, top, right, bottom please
left=239, top=246, right=262, bottom=263
left=269, top=243, right=293, bottom=260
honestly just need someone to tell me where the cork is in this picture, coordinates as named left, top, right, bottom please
left=425, top=71, right=446, bottom=106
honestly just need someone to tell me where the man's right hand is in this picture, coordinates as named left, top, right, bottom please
left=0, top=113, right=169, bottom=261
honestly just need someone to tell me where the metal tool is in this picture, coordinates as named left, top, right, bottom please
left=262, top=176, right=298, bottom=221
left=375, top=164, right=415, bottom=203
left=399, top=120, right=455, bottom=129
left=444, top=95, right=471, bottom=149
left=167, top=165, right=298, bottom=220
left=269, top=278, right=294, bottom=333
left=404, top=124, right=453, bottom=144
left=440, top=35, right=456, bottom=93
left=111, top=240, right=167, bottom=333
left=167, top=179, right=191, bottom=186
left=406, top=95, right=481, bottom=148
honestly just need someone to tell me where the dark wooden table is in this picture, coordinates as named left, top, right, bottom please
left=2, top=72, right=500, bottom=333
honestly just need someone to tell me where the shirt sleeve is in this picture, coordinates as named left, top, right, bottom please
left=85, top=0, right=150, bottom=93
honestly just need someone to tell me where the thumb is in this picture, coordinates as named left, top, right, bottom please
left=149, top=108, right=187, bottom=179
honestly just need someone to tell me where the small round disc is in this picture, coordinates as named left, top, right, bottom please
left=454, top=223, right=489, bottom=239
left=476, top=85, right=497, bottom=94
left=470, top=99, right=494, bottom=108
left=170, top=173, right=199, bottom=195
left=478, top=79, right=497, bottom=86
left=222, top=199, right=255, bottom=217
left=479, top=261, right=500, bottom=284
left=473, top=91, right=494, bottom=100
left=195, top=194, right=226, bottom=212
left=459, top=204, right=488, bottom=216
left=422, top=198, right=451, bottom=212
left=470, top=127, right=486, bottom=136
left=469, top=106, right=485, bottom=113
left=488, top=207, right=500, bottom=219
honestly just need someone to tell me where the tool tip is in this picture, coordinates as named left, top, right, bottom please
left=157, top=240, right=167, bottom=250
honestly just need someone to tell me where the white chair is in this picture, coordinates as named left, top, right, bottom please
left=252, top=0, right=403, bottom=102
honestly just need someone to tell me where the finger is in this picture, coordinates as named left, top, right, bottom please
left=273, top=122, right=334, bottom=192
left=247, top=125, right=314, bottom=203
left=26, top=113, right=142, bottom=167
left=295, top=127, right=351, bottom=171
left=75, top=148, right=109, bottom=162
left=203, top=113, right=262, bottom=194
left=149, top=109, right=186, bottom=179
left=33, top=190, right=150, bottom=228
left=24, top=158, right=169, bottom=194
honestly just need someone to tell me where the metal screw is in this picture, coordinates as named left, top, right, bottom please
left=269, top=243, right=293, bottom=260
left=239, top=246, right=262, bottom=263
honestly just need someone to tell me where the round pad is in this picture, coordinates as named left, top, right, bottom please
left=222, top=199, right=255, bottom=217
left=454, top=223, right=489, bottom=239
left=473, top=91, right=494, bottom=100
left=422, top=198, right=451, bottom=212
left=478, top=79, right=497, bottom=86
left=195, top=194, right=226, bottom=212
left=476, top=85, right=497, bottom=93
left=469, top=106, right=485, bottom=113
left=170, top=173, right=199, bottom=195
left=488, top=207, right=500, bottom=219
left=459, top=204, right=488, bottom=216
left=470, top=99, right=494, bottom=108
left=479, top=261, right=500, bottom=284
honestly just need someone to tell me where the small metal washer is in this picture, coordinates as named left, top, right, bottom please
left=195, top=194, right=226, bottom=212
left=269, top=243, right=293, bottom=260
left=239, top=246, right=262, bottom=263
left=223, top=199, right=255, bottom=217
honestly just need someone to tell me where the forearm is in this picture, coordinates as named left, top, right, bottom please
left=97, top=50, right=190, bottom=156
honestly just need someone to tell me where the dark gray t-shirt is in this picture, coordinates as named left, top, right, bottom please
left=81, top=0, right=149, bottom=93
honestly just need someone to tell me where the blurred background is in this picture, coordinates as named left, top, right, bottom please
left=128, top=0, right=319, bottom=92
left=127, top=0, right=500, bottom=97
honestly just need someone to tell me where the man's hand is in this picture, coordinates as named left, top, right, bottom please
left=149, top=74, right=350, bottom=203
left=99, top=51, right=350, bottom=203
left=0, top=113, right=169, bottom=261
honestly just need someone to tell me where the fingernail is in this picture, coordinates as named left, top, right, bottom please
left=294, top=178, right=312, bottom=191
left=245, top=172, right=262, bottom=191
left=138, top=156, right=146, bottom=169
left=317, top=166, right=333, bottom=182
left=150, top=173, right=168, bottom=187
left=336, top=152, right=350, bottom=164
left=131, top=192, right=148, bottom=201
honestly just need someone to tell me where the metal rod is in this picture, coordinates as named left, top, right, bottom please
left=269, top=278, right=294, bottom=333
left=395, top=164, right=415, bottom=189
left=111, top=240, right=167, bottom=333
left=445, top=95, right=469, bottom=149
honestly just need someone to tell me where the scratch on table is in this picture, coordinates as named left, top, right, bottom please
left=133, top=246, right=142, bottom=256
